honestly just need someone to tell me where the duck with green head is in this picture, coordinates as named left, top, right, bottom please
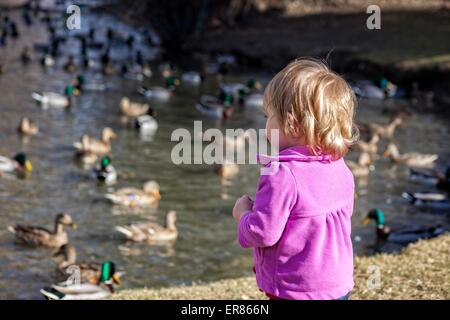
left=41, top=261, right=122, bottom=300
left=363, top=208, right=446, bottom=244
left=0, top=152, right=32, bottom=175
left=94, top=155, right=117, bottom=185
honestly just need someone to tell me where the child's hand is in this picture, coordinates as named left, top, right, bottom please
left=233, top=195, right=254, bottom=222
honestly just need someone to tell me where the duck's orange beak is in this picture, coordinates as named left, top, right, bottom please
left=112, top=273, right=121, bottom=285
left=153, top=190, right=161, bottom=200
left=70, top=223, right=78, bottom=230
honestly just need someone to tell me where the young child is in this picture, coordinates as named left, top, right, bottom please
left=233, top=58, right=358, bottom=300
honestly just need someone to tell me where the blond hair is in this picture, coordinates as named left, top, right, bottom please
left=264, top=58, right=359, bottom=159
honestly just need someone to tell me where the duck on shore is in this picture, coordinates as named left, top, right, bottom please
left=8, top=213, right=76, bottom=248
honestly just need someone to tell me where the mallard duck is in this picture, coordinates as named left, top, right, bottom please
left=181, top=71, right=202, bottom=86
left=52, top=244, right=120, bottom=286
left=105, top=180, right=161, bottom=207
left=363, top=208, right=446, bottom=243
left=40, top=261, right=121, bottom=300
left=120, top=97, right=149, bottom=118
left=196, top=95, right=234, bottom=119
left=17, top=117, right=39, bottom=136
left=354, top=134, right=379, bottom=159
left=75, top=74, right=109, bottom=92
left=135, top=114, right=158, bottom=136
left=115, top=211, right=177, bottom=243
left=214, top=160, right=239, bottom=177
left=346, top=152, right=374, bottom=177
left=93, top=156, right=117, bottom=185
left=409, top=167, right=450, bottom=190
left=73, top=127, right=117, bottom=156
left=365, top=116, right=403, bottom=140
left=32, top=84, right=78, bottom=109
left=402, top=192, right=450, bottom=210
left=74, top=149, right=98, bottom=167
left=383, top=143, right=438, bottom=168
left=243, top=93, right=264, bottom=108
left=0, top=153, right=33, bottom=175
left=138, top=86, right=172, bottom=102
left=8, top=213, right=76, bottom=248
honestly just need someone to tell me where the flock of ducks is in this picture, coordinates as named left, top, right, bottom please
left=348, top=111, right=449, bottom=247
left=0, top=2, right=266, bottom=299
left=1, top=2, right=449, bottom=299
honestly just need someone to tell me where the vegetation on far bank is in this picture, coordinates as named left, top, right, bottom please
left=114, top=234, right=449, bottom=300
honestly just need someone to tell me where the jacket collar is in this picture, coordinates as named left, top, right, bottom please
left=257, top=146, right=332, bottom=165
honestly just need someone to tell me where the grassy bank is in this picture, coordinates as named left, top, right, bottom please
left=114, top=234, right=449, bottom=300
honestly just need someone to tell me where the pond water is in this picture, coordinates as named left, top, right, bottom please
left=0, top=9, right=449, bottom=299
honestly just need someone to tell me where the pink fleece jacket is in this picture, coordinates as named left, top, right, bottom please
left=238, top=146, right=355, bottom=300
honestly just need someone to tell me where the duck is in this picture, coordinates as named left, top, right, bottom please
left=409, top=167, right=450, bottom=191
left=105, top=180, right=161, bottom=207
left=138, top=86, right=172, bottom=102
left=196, top=95, right=234, bottom=119
left=364, top=116, right=403, bottom=140
left=346, top=152, right=374, bottom=177
left=75, top=74, right=110, bottom=92
left=135, top=113, right=158, bottom=136
left=40, top=53, right=55, bottom=67
left=383, top=143, right=438, bottom=168
left=63, top=55, right=77, bottom=73
left=73, top=127, right=117, bottom=156
left=0, top=153, right=33, bottom=175
left=363, top=208, right=446, bottom=244
left=214, top=160, right=239, bottom=178
left=120, top=97, right=149, bottom=118
left=40, top=261, right=121, bottom=300
left=17, top=117, right=39, bottom=136
left=8, top=213, right=76, bottom=248
left=350, top=80, right=385, bottom=99
left=52, top=244, right=121, bottom=286
left=181, top=71, right=202, bottom=86
left=21, top=46, right=32, bottom=64
left=402, top=192, right=450, bottom=210
left=354, top=134, right=379, bottom=160
left=32, top=84, right=78, bottom=109
left=115, top=211, right=177, bottom=243
left=93, top=155, right=117, bottom=185
left=74, top=149, right=98, bottom=167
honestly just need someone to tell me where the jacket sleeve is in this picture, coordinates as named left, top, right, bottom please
left=238, top=164, right=297, bottom=248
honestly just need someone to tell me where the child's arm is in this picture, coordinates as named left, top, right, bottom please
left=236, top=165, right=297, bottom=248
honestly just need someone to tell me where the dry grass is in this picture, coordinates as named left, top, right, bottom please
left=114, top=234, right=449, bottom=300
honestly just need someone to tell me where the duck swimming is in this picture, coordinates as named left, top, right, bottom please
left=181, top=71, right=202, bottom=86
left=93, top=155, right=117, bottom=185
left=40, top=261, right=121, bottom=300
left=138, top=86, right=173, bottom=102
left=115, top=211, right=177, bottom=243
left=8, top=213, right=76, bottom=248
left=354, top=134, right=379, bottom=160
left=73, top=127, right=117, bottom=156
left=346, top=152, right=374, bottom=177
left=383, top=142, right=438, bottom=168
left=409, top=167, right=450, bottom=191
left=105, top=180, right=161, bottom=208
left=402, top=192, right=450, bottom=210
left=0, top=153, right=32, bottom=175
left=52, top=244, right=121, bottom=286
left=364, top=115, right=403, bottom=140
left=196, top=95, right=234, bottom=119
left=363, top=208, right=446, bottom=244
left=17, top=117, right=39, bottom=136
left=120, top=97, right=149, bottom=118
left=32, top=84, right=78, bottom=109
